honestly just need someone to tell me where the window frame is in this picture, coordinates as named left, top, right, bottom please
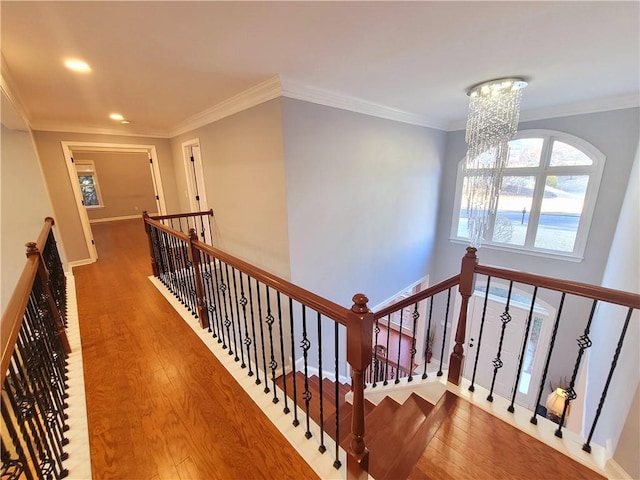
left=449, top=129, right=606, bottom=261
left=75, top=160, right=105, bottom=209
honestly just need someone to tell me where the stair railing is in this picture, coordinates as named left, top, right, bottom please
left=143, top=213, right=373, bottom=478
left=1, top=218, right=71, bottom=479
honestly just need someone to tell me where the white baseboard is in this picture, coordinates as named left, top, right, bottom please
left=604, top=459, right=634, bottom=480
left=89, top=213, right=156, bottom=224
left=68, top=258, right=96, bottom=271
left=294, top=357, right=351, bottom=385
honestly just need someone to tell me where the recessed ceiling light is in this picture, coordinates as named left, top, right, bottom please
left=120, top=120, right=131, bottom=125
left=109, top=113, right=124, bottom=121
left=64, top=59, right=91, bottom=72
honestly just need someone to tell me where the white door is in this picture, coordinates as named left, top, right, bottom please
left=183, top=140, right=212, bottom=244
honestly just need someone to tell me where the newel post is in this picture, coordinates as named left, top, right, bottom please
left=346, top=293, right=373, bottom=479
left=142, top=211, right=159, bottom=277
left=187, top=228, right=209, bottom=330
left=448, top=247, right=478, bottom=385
left=26, top=242, right=71, bottom=355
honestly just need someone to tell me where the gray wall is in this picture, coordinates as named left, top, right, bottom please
left=282, top=98, right=447, bottom=308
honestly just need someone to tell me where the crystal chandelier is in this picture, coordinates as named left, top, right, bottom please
left=464, top=77, right=528, bottom=248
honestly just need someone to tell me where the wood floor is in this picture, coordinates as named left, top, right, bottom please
left=73, top=219, right=318, bottom=480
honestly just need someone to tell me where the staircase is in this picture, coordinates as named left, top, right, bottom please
left=277, top=372, right=455, bottom=479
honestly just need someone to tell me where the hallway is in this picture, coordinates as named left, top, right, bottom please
left=73, top=219, right=317, bottom=480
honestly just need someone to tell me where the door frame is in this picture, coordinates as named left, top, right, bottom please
left=181, top=138, right=208, bottom=212
left=61, top=141, right=167, bottom=263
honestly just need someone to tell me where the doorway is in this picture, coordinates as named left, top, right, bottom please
left=182, top=138, right=212, bottom=244
left=62, top=142, right=167, bottom=263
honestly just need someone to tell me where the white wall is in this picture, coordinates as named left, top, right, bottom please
left=282, top=98, right=446, bottom=308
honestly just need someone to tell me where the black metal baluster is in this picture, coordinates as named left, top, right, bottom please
left=469, top=277, right=491, bottom=392
left=408, top=302, right=419, bottom=382
left=554, top=300, right=597, bottom=438
left=247, top=278, right=262, bottom=386
left=509, top=286, right=538, bottom=412
left=531, top=293, right=566, bottom=425
left=437, top=288, right=452, bottom=377
left=217, top=260, right=232, bottom=351
left=184, top=239, right=198, bottom=316
left=288, top=298, right=299, bottom=424
left=300, top=305, right=311, bottom=437
left=170, top=234, right=187, bottom=306
left=487, top=281, right=514, bottom=402
left=383, top=314, right=391, bottom=385
left=198, top=213, right=206, bottom=241
left=372, top=315, right=381, bottom=387
left=210, top=258, right=226, bottom=346
left=276, top=293, right=290, bottom=414
left=317, top=312, right=326, bottom=453
left=422, top=296, right=434, bottom=380
left=395, top=308, right=405, bottom=384
left=264, top=286, right=279, bottom=403
left=583, top=307, right=634, bottom=453
left=200, top=252, right=216, bottom=336
left=228, top=266, right=242, bottom=364
left=333, top=320, right=341, bottom=470
left=238, top=272, right=253, bottom=375
left=1, top=395, right=34, bottom=480
left=256, top=280, right=269, bottom=393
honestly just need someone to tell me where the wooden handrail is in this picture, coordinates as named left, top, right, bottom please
left=1, top=218, right=56, bottom=378
left=475, top=264, right=640, bottom=309
left=145, top=216, right=190, bottom=242
left=373, top=275, right=461, bottom=319
left=148, top=222, right=353, bottom=325
left=150, top=209, right=213, bottom=220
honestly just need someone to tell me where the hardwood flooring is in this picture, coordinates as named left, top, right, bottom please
left=74, top=219, right=318, bottom=480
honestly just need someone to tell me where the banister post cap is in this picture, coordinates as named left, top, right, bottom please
left=465, top=246, right=477, bottom=258
left=351, top=293, right=369, bottom=313
left=26, top=242, right=39, bottom=256
left=188, top=228, right=198, bottom=240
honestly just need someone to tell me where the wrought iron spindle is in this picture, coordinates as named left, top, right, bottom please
left=469, top=277, right=491, bottom=392
left=437, top=288, right=452, bottom=377
left=183, top=240, right=198, bottom=316
left=531, top=293, right=566, bottom=425
left=210, top=258, right=227, bottom=346
left=217, top=260, right=232, bottom=352
left=200, top=252, right=217, bottom=336
left=487, top=281, right=514, bottom=402
left=395, top=308, right=404, bottom=384
left=238, top=272, right=253, bottom=375
left=300, top=304, right=312, bottom=436
left=44, top=229, right=67, bottom=324
left=228, top=266, right=243, bottom=364
left=247, top=278, right=262, bottom=385
left=288, top=298, right=299, bottom=424
left=372, top=315, right=380, bottom=388
left=583, top=307, right=634, bottom=453
left=408, top=302, right=419, bottom=382
left=316, top=312, right=326, bottom=453
left=508, top=286, right=538, bottom=412
left=422, top=296, right=434, bottom=380
left=1, top=399, right=32, bottom=480
left=255, top=279, right=269, bottom=392
left=264, top=286, right=279, bottom=402
left=333, top=320, right=341, bottom=470
left=276, top=293, right=290, bottom=414
left=2, top=383, right=40, bottom=480
left=554, top=300, right=597, bottom=438
left=383, top=314, right=391, bottom=386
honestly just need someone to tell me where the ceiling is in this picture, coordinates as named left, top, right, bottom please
left=2, top=1, right=639, bottom=137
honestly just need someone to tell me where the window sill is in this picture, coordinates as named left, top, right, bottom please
left=448, top=237, right=585, bottom=263
left=85, top=205, right=104, bottom=210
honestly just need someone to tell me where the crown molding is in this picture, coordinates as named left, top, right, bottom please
left=280, top=76, right=447, bottom=131
left=28, top=123, right=170, bottom=138
left=168, top=76, right=282, bottom=137
left=447, top=92, right=640, bottom=131
left=1, top=59, right=32, bottom=131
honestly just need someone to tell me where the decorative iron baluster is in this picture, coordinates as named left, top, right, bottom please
left=333, top=320, right=341, bottom=470
left=408, top=302, right=419, bottom=382
left=531, top=293, right=566, bottom=425
left=264, top=286, right=279, bottom=402
left=395, top=308, right=405, bottom=384
left=216, top=260, right=231, bottom=351
left=583, top=307, right=634, bottom=453
left=255, top=279, right=269, bottom=392
left=1, top=408, right=31, bottom=480
left=247, top=278, right=262, bottom=386
left=487, top=281, right=514, bottom=402
left=288, top=298, right=298, bottom=424
left=469, top=277, right=491, bottom=392
left=554, top=300, right=597, bottom=438
left=238, top=272, right=253, bottom=375
left=300, top=305, right=312, bottom=437
left=437, top=288, right=452, bottom=377
left=372, top=314, right=381, bottom=388
left=229, top=266, right=243, bottom=364
left=183, top=239, right=198, bottom=316
left=211, top=258, right=227, bottom=347
left=276, top=293, right=290, bottom=414
left=383, top=314, right=392, bottom=386
left=200, top=252, right=217, bottom=336
left=508, top=286, right=538, bottom=412
left=422, top=296, right=434, bottom=380
left=316, top=312, right=326, bottom=453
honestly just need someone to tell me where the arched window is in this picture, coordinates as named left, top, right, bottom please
left=450, top=130, right=605, bottom=259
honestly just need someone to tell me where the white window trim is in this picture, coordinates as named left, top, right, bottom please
left=449, top=129, right=606, bottom=261
left=76, top=160, right=105, bottom=209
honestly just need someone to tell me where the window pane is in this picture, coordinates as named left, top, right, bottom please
left=507, top=138, right=543, bottom=168
left=456, top=176, right=472, bottom=239
left=550, top=141, right=593, bottom=166
left=491, top=176, right=536, bottom=245
left=78, top=174, right=99, bottom=206
left=534, top=175, right=588, bottom=252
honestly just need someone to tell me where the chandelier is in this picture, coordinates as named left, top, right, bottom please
left=464, top=77, right=528, bottom=248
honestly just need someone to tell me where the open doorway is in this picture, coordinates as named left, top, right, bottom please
left=62, top=142, right=167, bottom=262
left=181, top=138, right=212, bottom=244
